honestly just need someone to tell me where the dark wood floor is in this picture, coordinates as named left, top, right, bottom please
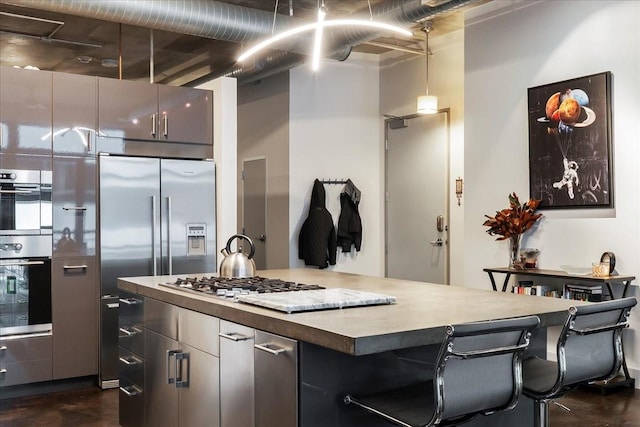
left=0, top=385, right=638, bottom=426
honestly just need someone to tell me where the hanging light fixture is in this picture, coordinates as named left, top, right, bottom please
left=417, top=20, right=438, bottom=114
left=237, top=1, right=412, bottom=72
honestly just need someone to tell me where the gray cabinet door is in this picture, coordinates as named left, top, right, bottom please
left=145, top=329, right=179, bottom=427
left=52, top=73, right=97, bottom=156
left=98, top=77, right=158, bottom=141
left=178, top=343, right=220, bottom=427
left=220, top=320, right=255, bottom=427
left=51, top=257, right=98, bottom=379
left=0, top=66, right=52, bottom=155
left=158, top=85, right=213, bottom=145
left=255, top=331, right=298, bottom=427
left=52, top=156, right=96, bottom=256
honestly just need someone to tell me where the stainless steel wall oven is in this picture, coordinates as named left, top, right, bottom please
left=1, top=168, right=53, bottom=337
left=0, top=169, right=52, bottom=235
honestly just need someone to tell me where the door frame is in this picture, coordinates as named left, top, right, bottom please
left=384, top=108, right=451, bottom=285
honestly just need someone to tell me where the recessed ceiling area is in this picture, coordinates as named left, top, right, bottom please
left=0, top=0, right=488, bottom=86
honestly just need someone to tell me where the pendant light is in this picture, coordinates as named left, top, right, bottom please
left=417, top=20, right=437, bottom=114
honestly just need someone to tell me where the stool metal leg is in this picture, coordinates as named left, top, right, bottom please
left=533, top=400, right=549, bottom=427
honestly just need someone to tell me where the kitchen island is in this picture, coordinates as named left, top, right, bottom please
left=118, top=269, right=588, bottom=427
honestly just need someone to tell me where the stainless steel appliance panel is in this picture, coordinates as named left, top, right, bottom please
left=52, top=157, right=96, bottom=256
left=0, top=256, right=52, bottom=337
left=178, top=342, right=221, bottom=427
left=99, top=156, right=160, bottom=297
left=0, top=168, right=52, bottom=236
left=145, top=329, right=179, bottom=427
left=100, top=295, right=120, bottom=388
left=160, top=159, right=216, bottom=276
left=220, top=320, right=255, bottom=427
left=255, top=331, right=298, bottom=427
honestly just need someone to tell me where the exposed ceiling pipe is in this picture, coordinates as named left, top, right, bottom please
left=1, top=0, right=478, bottom=84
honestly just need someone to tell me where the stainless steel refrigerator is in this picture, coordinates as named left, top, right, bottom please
left=98, top=155, right=216, bottom=388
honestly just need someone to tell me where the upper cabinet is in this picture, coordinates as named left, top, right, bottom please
left=0, top=66, right=52, bottom=155
left=52, top=73, right=97, bottom=156
left=98, top=78, right=213, bottom=146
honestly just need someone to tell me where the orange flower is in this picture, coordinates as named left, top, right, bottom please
left=483, top=193, right=542, bottom=240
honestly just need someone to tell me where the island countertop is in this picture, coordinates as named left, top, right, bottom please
left=117, top=268, right=587, bottom=356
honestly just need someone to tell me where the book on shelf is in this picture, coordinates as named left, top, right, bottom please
left=563, top=283, right=603, bottom=302
left=512, top=281, right=560, bottom=298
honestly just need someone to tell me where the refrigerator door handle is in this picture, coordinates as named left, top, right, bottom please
left=152, top=195, right=158, bottom=276
left=167, top=196, right=172, bottom=275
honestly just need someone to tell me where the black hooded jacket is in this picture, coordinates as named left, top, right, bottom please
left=298, top=180, right=337, bottom=269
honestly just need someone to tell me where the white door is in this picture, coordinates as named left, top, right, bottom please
left=242, top=158, right=267, bottom=270
left=385, top=113, right=449, bottom=284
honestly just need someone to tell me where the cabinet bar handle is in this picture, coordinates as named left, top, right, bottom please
left=0, top=261, right=45, bottom=267
left=175, top=351, right=189, bottom=388
left=119, top=327, right=141, bottom=336
left=119, top=298, right=142, bottom=305
left=119, top=385, right=142, bottom=396
left=106, top=303, right=119, bottom=309
left=62, top=206, right=87, bottom=211
left=63, top=264, right=88, bottom=270
left=0, top=189, right=33, bottom=194
left=167, top=349, right=179, bottom=384
left=119, top=356, right=142, bottom=365
left=255, top=343, right=287, bottom=355
left=151, top=113, right=157, bottom=137
left=219, top=332, right=251, bottom=341
left=163, top=113, right=168, bottom=138
left=0, top=369, right=6, bottom=374
left=0, top=346, right=7, bottom=351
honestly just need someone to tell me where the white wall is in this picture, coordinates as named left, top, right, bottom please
left=464, top=0, right=640, bottom=382
left=196, top=77, right=238, bottom=269
left=289, top=53, right=384, bottom=276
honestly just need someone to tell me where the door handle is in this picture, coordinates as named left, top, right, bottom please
left=175, top=351, right=189, bottom=388
left=430, top=238, right=444, bottom=247
left=163, top=113, right=168, bottom=138
left=167, top=196, right=172, bottom=275
left=167, top=349, right=179, bottom=384
left=151, top=113, right=157, bottom=137
left=152, top=195, right=158, bottom=276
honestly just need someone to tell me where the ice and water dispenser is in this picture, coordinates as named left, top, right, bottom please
left=186, top=223, right=207, bottom=256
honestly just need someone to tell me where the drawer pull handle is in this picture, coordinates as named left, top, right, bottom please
left=119, top=356, right=142, bottom=365
left=106, top=303, right=119, bottom=309
left=119, top=327, right=141, bottom=336
left=0, top=369, right=6, bottom=374
left=62, top=206, right=87, bottom=211
left=255, top=343, right=287, bottom=355
left=0, top=346, right=7, bottom=351
left=63, top=264, right=88, bottom=270
left=119, top=385, right=142, bottom=397
left=219, top=332, right=251, bottom=342
left=119, top=298, right=142, bottom=305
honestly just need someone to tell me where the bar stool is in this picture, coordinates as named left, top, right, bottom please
left=522, top=297, right=637, bottom=427
left=343, top=315, right=540, bottom=427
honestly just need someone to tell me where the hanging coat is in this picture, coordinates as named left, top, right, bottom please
left=298, top=179, right=337, bottom=269
left=337, top=179, right=362, bottom=253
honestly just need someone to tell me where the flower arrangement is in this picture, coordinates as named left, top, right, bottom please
left=483, top=193, right=542, bottom=240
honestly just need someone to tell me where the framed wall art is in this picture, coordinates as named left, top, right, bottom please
left=527, top=71, right=613, bottom=209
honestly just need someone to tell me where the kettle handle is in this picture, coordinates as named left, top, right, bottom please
left=225, top=234, right=256, bottom=260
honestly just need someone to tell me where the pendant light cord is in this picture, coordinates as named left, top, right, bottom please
left=425, top=21, right=431, bottom=96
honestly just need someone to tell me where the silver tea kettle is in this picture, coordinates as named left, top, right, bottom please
left=219, top=234, right=256, bottom=278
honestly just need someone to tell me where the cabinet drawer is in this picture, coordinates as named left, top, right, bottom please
left=119, top=324, right=145, bottom=357
left=119, top=376, right=145, bottom=427
left=0, top=334, right=52, bottom=364
left=119, top=347, right=144, bottom=387
left=0, top=358, right=52, bottom=387
left=119, top=291, right=144, bottom=326
left=145, top=298, right=178, bottom=339
left=179, top=308, right=219, bottom=356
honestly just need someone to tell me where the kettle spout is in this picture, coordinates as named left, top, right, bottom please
left=221, top=248, right=229, bottom=256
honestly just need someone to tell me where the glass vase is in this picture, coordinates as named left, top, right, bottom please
left=509, top=235, right=521, bottom=269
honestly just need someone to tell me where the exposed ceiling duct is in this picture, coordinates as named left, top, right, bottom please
left=1, top=0, right=479, bottom=84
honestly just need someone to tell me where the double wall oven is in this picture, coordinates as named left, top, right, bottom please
left=0, top=168, right=53, bottom=337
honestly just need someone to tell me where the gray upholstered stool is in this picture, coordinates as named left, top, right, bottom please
left=343, top=315, right=540, bottom=427
left=522, top=297, right=637, bottom=427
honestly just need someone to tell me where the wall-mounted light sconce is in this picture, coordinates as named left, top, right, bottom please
left=455, top=177, right=463, bottom=205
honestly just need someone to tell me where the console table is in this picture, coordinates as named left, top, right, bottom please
left=483, top=267, right=636, bottom=392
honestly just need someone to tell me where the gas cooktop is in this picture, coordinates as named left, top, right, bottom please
left=161, top=276, right=325, bottom=299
